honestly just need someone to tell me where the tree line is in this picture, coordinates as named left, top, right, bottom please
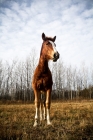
left=0, top=49, right=93, bottom=101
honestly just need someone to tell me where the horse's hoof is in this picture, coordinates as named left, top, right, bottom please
left=47, top=122, right=52, bottom=126
left=33, top=121, right=38, bottom=127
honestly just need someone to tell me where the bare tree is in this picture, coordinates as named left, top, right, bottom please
left=0, top=49, right=93, bottom=101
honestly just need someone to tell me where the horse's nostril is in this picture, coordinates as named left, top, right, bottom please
left=54, top=53, right=56, bottom=58
left=54, top=52, right=59, bottom=58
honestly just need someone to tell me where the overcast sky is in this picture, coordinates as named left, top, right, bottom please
left=0, top=0, right=93, bottom=67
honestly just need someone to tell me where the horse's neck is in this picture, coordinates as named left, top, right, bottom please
left=38, top=56, right=48, bottom=72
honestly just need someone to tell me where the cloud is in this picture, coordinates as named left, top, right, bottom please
left=0, top=0, right=93, bottom=68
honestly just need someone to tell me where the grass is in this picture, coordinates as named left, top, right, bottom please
left=0, top=100, right=93, bottom=140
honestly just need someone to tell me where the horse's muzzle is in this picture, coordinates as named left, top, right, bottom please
left=53, top=52, right=60, bottom=62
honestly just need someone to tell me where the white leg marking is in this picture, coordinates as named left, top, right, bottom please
left=47, top=109, right=51, bottom=125
left=40, top=102, right=43, bottom=121
left=43, top=105, right=46, bottom=120
left=33, top=107, right=39, bottom=127
left=35, top=107, right=39, bottom=119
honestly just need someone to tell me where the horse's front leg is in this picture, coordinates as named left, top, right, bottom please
left=46, top=89, right=52, bottom=125
left=33, top=90, right=40, bottom=127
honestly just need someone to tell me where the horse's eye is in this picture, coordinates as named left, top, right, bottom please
left=46, top=42, right=50, bottom=45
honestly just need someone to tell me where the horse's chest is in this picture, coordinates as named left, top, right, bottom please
left=42, top=75, right=51, bottom=84
left=37, top=73, right=53, bottom=90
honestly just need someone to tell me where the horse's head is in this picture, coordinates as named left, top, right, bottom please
left=41, top=33, right=59, bottom=62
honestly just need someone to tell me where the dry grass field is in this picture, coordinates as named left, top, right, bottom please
left=0, top=100, right=93, bottom=140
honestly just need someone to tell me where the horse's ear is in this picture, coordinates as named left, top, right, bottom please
left=42, top=33, right=46, bottom=41
left=53, top=36, right=56, bottom=42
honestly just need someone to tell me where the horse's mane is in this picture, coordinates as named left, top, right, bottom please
left=44, top=36, right=55, bottom=42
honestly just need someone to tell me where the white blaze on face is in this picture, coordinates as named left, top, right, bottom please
left=49, top=40, right=57, bottom=53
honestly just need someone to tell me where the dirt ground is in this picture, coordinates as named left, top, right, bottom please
left=0, top=100, right=93, bottom=140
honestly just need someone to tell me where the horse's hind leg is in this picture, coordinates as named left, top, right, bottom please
left=43, top=101, right=46, bottom=120
left=40, top=99, right=43, bottom=122
left=40, top=93, right=46, bottom=121
left=40, top=100, right=46, bottom=121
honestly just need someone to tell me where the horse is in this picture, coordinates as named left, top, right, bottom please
left=32, top=33, right=59, bottom=127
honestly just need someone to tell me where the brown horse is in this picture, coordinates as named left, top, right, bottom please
left=32, top=33, right=59, bottom=126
